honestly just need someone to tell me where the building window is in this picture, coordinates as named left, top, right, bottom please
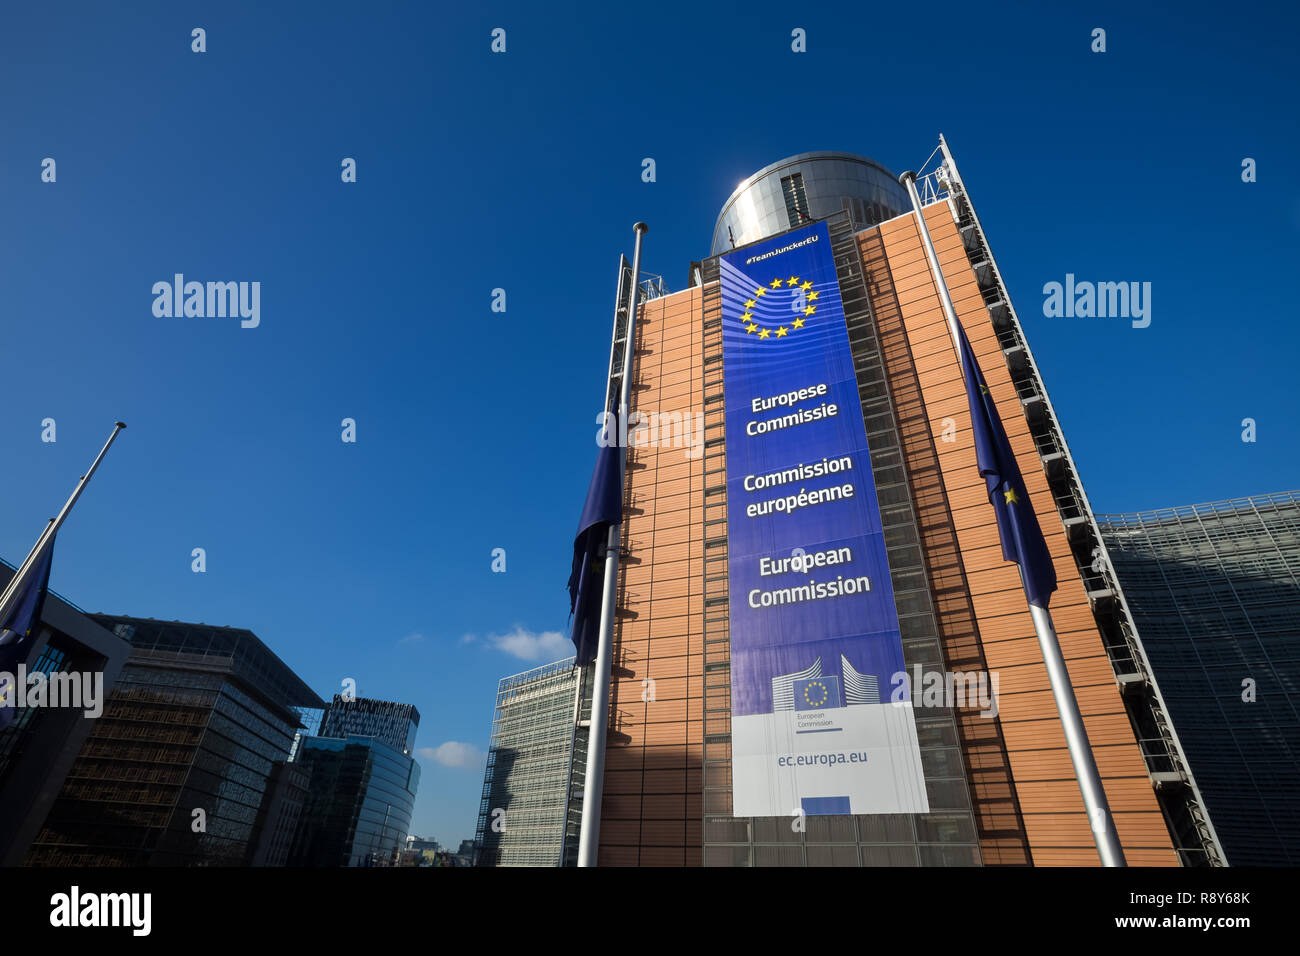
left=781, top=173, right=811, bottom=228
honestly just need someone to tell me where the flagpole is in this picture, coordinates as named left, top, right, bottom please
left=899, top=169, right=1125, bottom=867
left=0, top=519, right=54, bottom=617
left=562, top=252, right=632, bottom=866
left=0, top=422, right=127, bottom=621
left=577, top=222, right=648, bottom=867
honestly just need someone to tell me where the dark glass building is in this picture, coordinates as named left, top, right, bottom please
left=247, top=759, right=312, bottom=866
left=24, top=616, right=323, bottom=866
left=287, top=731, right=420, bottom=867
left=1098, top=491, right=1300, bottom=865
left=0, top=563, right=132, bottom=866
left=318, top=695, right=419, bottom=755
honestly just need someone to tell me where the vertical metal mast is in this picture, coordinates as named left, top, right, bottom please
left=0, top=422, right=127, bottom=620
left=899, top=168, right=1125, bottom=867
left=560, top=254, right=631, bottom=866
left=577, top=222, right=648, bottom=867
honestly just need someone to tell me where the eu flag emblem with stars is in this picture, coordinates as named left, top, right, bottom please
left=736, top=273, right=820, bottom=341
left=567, top=435, right=622, bottom=665
left=955, top=323, right=1057, bottom=608
left=0, top=536, right=55, bottom=731
left=794, top=676, right=842, bottom=711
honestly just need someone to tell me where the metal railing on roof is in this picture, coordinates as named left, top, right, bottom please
left=1097, top=490, right=1300, bottom=528
left=639, top=274, right=669, bottom=301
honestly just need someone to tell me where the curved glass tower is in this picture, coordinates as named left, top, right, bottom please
left=711, top=150, right=911, bottom=255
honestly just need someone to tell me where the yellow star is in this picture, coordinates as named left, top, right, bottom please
left=787, top=276, right=799, bottom=286
left=755, top=287, right=766, bottom=297
left=1004, top=488, right=1020, bottom=505
left=745, top=323, right=758, bottom=334
left=769, top=278, right=783, bottom=289
left=744, top=299, right=756, bottom=309
left=792, top=317, right=805, bottom=329
left=758, top=327, right=771, bottom=339
left=804, top=305, right=816, bottom=316
left=740, top=311, right=752, bottom=322
left=776, top=326, right=788, bottom=337
left=800, top=280, right=813, bottom=291
left=807, top=290, right=819, bottom=301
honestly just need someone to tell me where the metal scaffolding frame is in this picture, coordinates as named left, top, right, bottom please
left=912, top=136, right=1226, bottom=866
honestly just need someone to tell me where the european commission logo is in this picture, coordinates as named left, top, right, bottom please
left=773, top=655, right=880, bottom=713
left=794, top=676, right=841, bottom=710
left=736, top=275, right=820, bottom=341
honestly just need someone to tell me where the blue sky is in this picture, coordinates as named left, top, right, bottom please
left=1, top=1, right=1296, bottom=847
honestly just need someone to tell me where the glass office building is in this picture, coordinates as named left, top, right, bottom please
left=318, top=695, right=419, bottom=754
left=25, top=616, right=323, bottom=866
left=1097, top=491, right=1300, bottom=865
left=0, top=564, right=132, bottom=866
left=247, top=759, right=313, bottom=866
left=475, top=658, right=586, bottom=866
left=287, top=733, right=420, bottom=867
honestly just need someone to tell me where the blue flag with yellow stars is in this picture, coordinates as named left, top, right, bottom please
left=567, top=435, right=621, bottom=665
left=0, top=536, right=56, bottom=730
left=955, top=325, right=1057, bottom=608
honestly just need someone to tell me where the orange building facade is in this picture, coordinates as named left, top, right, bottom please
left=592, top=147, right=1220, bottom=867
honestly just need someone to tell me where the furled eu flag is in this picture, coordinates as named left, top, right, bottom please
left=567, top=435, right=622, bottom=665
left=0, top=536, right=56, bottom=731
left=956, top=324, right=1058, bottom=609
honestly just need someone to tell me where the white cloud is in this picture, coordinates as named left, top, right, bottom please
left=489, top=627, right=571, bottom=661
left=398, top=632, right=426, bottom=646
left=460, top=626, right=571, bottom=662
left=419, top=741, right=484, bottom=769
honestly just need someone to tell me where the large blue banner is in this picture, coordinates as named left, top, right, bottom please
left=721, top=222, right=928, bottom=818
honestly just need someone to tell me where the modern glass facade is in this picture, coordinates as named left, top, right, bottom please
left=318, top=695, right=419, bottom=755
left=248, top=760, right=312, bottom=866
left=24, top=616, right=322, bottom=866
left=0, top=641, right=69, bottom=781
left=475, top=658, right=585, bottom=866
left=711, top=152, right=912, bottom=256
left=0, top=565, right=132, bottom=866
left=287, top=734, right=420, bottom=867
left=1097, top=492, right=1300, bottom=865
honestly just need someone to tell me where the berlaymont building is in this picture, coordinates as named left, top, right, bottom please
left=479, top=139, right=1298, bottom=868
